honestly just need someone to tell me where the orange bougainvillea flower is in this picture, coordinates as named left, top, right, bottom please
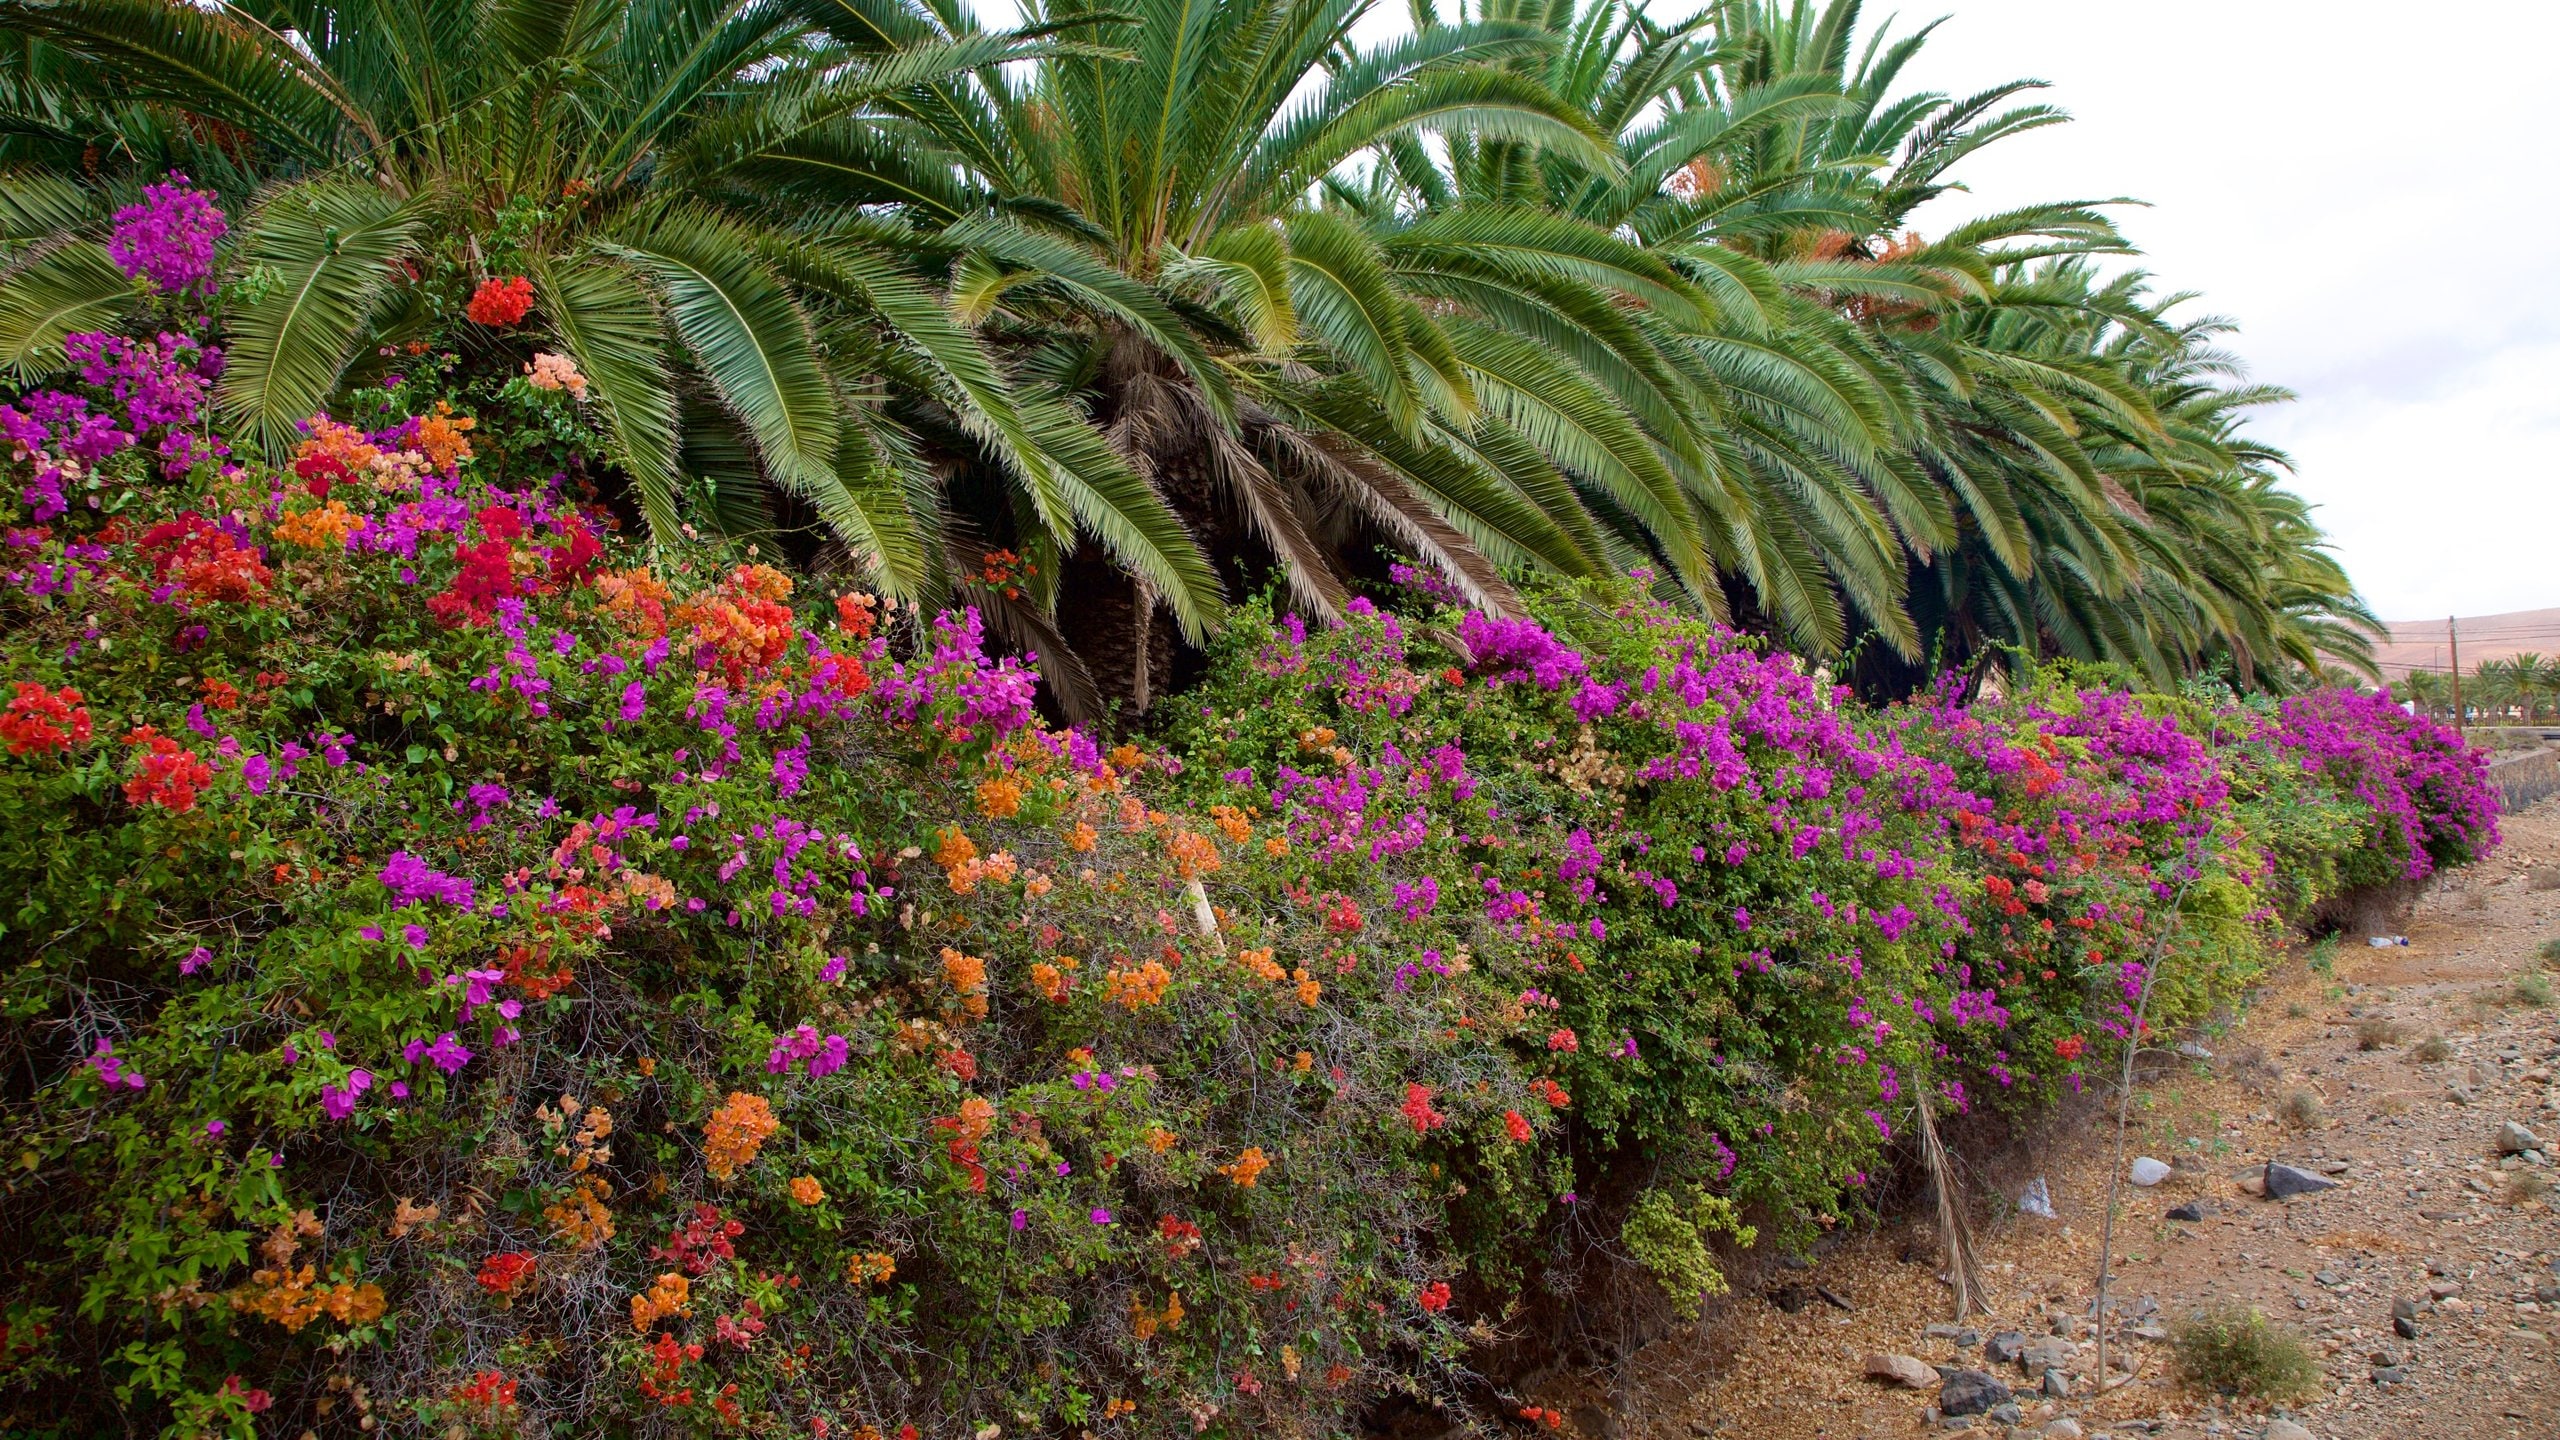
left=975, top=774, right=1024, bottom=819
left=702, top=1091, right=777, bottom=1181
left=1102, top=958, right=1173, bottom=1009
left=1217, top=1146, right=1270, bottom=1188
left=1028, top=958, right=1075, bottom=1001
left=629, top=1271, right=692, bottom=1332
left=940, top=947, right=989, bottom=1020
left=1165, top=828, right=1219, bottom=879
left=671, top=565, right=796, bottom=684
left=415, top=402, right=475, bottom=473
left=273, top=499, right=362, bottom=550
left=928, top=1096, right=996, bottom=1192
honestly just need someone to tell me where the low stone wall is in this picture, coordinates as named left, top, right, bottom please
left=2490, top=747, right=2560, bottom=812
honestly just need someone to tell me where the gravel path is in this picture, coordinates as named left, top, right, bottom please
left=1555, top=798, right=2560, bottom=1440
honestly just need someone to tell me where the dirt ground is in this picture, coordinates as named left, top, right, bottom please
left=1553, top=798, right=2560, bottom=1440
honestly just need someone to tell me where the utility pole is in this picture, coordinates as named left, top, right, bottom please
left=2448, top=615, right=2463, bottom=737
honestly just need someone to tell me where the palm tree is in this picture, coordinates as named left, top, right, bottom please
left=1353, top=0, right=2380, bottom=687
left=1663, top=1, right=2379, bottom=690
left=2396, top=667, right=2448, bottom=719
left=796, top=0, right=1793, bottom=713
left=2507, top=653, right=2554, bottom=723
left=2472, top=659, right=2522, bottom=723
left=1335, top=0, right=1949, bottom=656
left=0, top=0, right=1223, bottom=649
left=0, top=0, right=2390, bottom=710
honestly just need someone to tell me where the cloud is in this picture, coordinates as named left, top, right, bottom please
left=2261, top=339, right=2560, bottom=620
left=1886, top=0, right=2560, bottom=617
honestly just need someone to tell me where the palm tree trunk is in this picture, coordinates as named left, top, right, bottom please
left=1131, top=578, right=1155, bottom=715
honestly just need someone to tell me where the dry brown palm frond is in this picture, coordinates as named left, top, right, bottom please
left=1260, top=420, right=1523, bottom=617
left=1912, top=1073, right=1984, bottom=1319
left=1115, top=369, right=1350, bottom=623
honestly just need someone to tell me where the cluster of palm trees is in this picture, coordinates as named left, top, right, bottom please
left=0, top=0, right=2380, bottom=719
left=2397, top=657, right=2560, bottom=726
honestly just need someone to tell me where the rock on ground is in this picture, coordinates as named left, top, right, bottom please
left=1860, top=1353, right=1933, bottom=1389
left=1935, top=1369, right=2010, bottom=1417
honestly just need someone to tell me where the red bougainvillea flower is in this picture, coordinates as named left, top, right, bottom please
left=1399, top=1082, right=1446, bottom=1135
left=425, top=538, right=520, bottom=628
left=292, top=451, right=349, bottom=499
left=466, top=276, right=535, bottom=327
left=835, top=591, right=878, bottom=639
left=548, top=517, right=602, bottom=586
left=135, top=512, right=271, bottom=601
left=122, top=727, right=213, bottom=811
left=1503, top=1108, right=1533, bottom=1143
left=1415, top=1281, right=1452, bottom=1313
left=3, top=683, right=91, bottom=755
left=476, top=1251, right=537, bottom=1296
left=475, top=505, right=526, bottom=541
left=2053, top=1034, right=2086, bottom=1062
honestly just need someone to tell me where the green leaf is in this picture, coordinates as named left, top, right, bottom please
left=533, top=254, right=683, bottom=541
left=0, top=241, right=132, bottom=381
left=215, top=183, right=423, bottom=458
left=606, top=208, right=839, bottom=498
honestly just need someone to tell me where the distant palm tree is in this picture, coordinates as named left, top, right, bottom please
left=2473, top=659, right=2522, bottom=723
left=2510, top=653, right=2556, bottom=723
left=2397, top=668, right=2448, bottom=718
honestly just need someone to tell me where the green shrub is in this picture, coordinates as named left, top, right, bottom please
left=2168, top=1304, right=2322, bottom=1402
left=0, top=345, right=2501, bottom=1437
left=1620, top=1186, right=1757, bottom=1321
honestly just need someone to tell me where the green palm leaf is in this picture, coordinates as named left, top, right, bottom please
left=0, top=240, right=132, bottom=380
left=216, top=182, right=423, bottom=457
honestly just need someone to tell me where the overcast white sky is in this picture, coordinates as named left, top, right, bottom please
left=1869, top=0, right=2560, bottom=624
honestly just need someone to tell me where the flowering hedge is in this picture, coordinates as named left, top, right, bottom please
left=0, top=183, right=2498, bottom=1439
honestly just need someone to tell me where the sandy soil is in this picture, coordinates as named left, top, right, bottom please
left=1550, top=799, right=2560, bottom=1440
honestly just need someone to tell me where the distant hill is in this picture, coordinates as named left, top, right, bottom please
left=2375, top=609, right=2560, bottom=676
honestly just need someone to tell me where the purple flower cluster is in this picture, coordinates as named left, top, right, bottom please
left=767, top=1023, right=851, bottom=1079
left=108, top=174, right=228, bottom=297
left=379, top=850, right=478, bottom=909
left=2278, top=688, right=2499, bottom=879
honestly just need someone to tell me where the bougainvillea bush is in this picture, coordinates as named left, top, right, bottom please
left=0, top=183, right=2497, bottom=1439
